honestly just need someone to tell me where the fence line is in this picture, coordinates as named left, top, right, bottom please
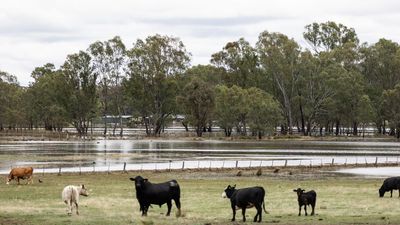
left=5, top=156, right=400, bottom=175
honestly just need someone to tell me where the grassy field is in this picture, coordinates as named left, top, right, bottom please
left=0, top=168, right=399, bottom=225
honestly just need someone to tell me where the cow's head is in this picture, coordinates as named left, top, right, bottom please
left=5, top=175, right=12, bottom=185
left=129, top=176, right=148, bottom=189
left=379, top=187, right=385, bottom=198
left=293, top=188, right=305, bottom=197
left=79, top=184, right=89, bottom=197
left=222, top=184, right=236, bottom=199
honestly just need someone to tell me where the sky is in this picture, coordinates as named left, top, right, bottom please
left=1, top=0, right=400, bottom=86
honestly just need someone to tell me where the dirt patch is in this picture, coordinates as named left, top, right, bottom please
left=0, top=216, right=29, bottom=225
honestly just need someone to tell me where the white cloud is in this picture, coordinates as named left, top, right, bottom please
left=1, top=0, right=400, bottom=85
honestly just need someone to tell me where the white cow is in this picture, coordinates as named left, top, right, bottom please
left=61, top=184, right=89, bottom=215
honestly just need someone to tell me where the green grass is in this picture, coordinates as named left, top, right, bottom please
left=0, top=169, right=399, bottom=225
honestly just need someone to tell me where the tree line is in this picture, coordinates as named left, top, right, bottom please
left=1, top=21, right=400, bottom=139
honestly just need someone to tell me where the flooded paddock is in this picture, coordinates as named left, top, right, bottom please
left=1, top=139, right=400, bottom=174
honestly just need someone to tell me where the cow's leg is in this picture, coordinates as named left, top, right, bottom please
left=231, top=205, right=236, bottom=222
left=242, top=207, right=246, bottom=222
left=304, top=205, right=308, bottom=216
left=174, top=198, right=181, bottom=217
left=391, top=190, right=393, bottom=197
left=311, top=203, right=315, bottom=216
left=166, top=200, right=172, bottom=216
left=143, top=205, right=149, bottom=216
left=298, top=205, right=301, bottom=216
left=75, top=202, right=79, bottom=215
left=17, top=177, right=20, bottom=185
left=65, top=200, right=72, bottom=215
left=254, top=203, right=262, bottom=222
left=29, top=176, right=33, bottom=184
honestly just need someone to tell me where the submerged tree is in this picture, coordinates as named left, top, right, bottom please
left=178, top=78, right=214, bottom=137
left=125, top=34, right=190, bottom=136
left=61, top=51, right=98, bottom=137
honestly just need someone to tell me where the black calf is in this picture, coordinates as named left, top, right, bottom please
left=222, top=185, right=267, bottom=222
left=293, top=188, right=316, bottom=216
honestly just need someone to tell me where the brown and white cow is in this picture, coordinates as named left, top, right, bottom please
left=6, top=167, right=34, bottom=185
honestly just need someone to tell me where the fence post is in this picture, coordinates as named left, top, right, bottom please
left=42, top=165, right=45, bottom=176
left=92, top=162, right=96, bottom=173
left=284, top=160, right=288, bottom=167
left=108, top=163, right=111, bottom=174
left=182, top=161, right=185, bottom=170
left=169, top=160, right=172, bottom=171
left=222, top=161, right=225, bottom=169
left=235, top=161, right=238, bottom=168
left=364, top=158, right=368, bottom=166
left=122, top=162, right=126, bottom=173
left=271, top=160, right=274, bottom=167
left=79, top=165, right=82, bottom=175
left=331, top=158, right=334, bottom=166
left=344, top=158, right=347, bottom=167
left=249, top=161, right=252, bottom=168
left=58, top=167, right=61, bottom=176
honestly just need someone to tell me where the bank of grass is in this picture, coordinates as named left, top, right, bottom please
left=0, top=169, right=399, bottom=225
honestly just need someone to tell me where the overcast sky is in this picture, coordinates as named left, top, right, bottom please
left=1, top=0, right=400, bottom=86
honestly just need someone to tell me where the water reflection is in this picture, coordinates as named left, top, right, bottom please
left=0, top=140, right=400, bottom=174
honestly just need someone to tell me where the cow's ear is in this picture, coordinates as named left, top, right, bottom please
left=302, top=189, right=305, bottom=192
left=129, top=178, right=135, bottom=181
left=293, top=189, right=297, bottom=192
left=144, top=179, right=148, bottom=183
left=82, top=184, right=85, bottom=189
left=233, top=184, right=236, bottom=188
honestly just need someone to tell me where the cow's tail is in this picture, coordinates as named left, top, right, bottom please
left=170, top=180, right=181, bottom=217
left=262, top=199, right=268, bottom=214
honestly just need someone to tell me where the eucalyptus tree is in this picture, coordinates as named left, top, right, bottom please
left=124, top=34, right=190, bottom=136
left=295, top=51, right=336, bottom=135
left=61, top=51, right=98, bottom=137
left=179, top=65, right=223, bottom=131
left=211, top=38, right=260, bottom=135
left=211, top=38, right=260, bottom=88
left=27, top=64, right=68, bottom=131
left=214, top=85, right=248, bottom=137
left=257, top=31, right=301, bottom=134
left=303, top=21, right=366, bottom=135
left=303, top=21, right=359, bottom=53
left=89, top=36, right=126, bottom=137
left=382, top=84, right=400, bottom=138
left=246, top=87, right=282, bottom=139
left=0, top=71, right=22, bottom=130
left=178, top=77, right=214, bottom=137
left=361, top=39, right=400, bottom=134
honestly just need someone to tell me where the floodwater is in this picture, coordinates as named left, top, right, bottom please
left=1, top=139, right=400, bottom=175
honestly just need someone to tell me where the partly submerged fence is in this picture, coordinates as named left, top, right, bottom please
left=4, top=156, right=400, bottom=175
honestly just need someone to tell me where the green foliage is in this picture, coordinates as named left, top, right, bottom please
left=124, top=34, right=190, bottom=136
left=382, top=84, right=400, bottom=138
left=178, top=78, right=214, bottom=137
left=257, top=31, right=300, bottom=134
left=211, top=38, right=260, bottom=88
left=61, top=51, right=98, bottom=136
left=246, top=87, right=282, bottom=139
left=27, top=66, right=69, bottom=130
left=304, top=21, right=359, bottom=53
left=214, top=85, right=248, bottom=136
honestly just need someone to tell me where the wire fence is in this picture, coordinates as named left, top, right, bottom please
left=4, top=156, right=400, bottom=175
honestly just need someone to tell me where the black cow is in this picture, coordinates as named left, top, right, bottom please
left=293, top=188, right=316, bottom=216
left=379, top=177, right=400, bottom=198
left=222, top=185, right=267, bottom=222
left=129, top=176, right=181, bottom=216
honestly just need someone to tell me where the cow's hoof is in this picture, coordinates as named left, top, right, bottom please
left=231, top=219, right=235, bottom=222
